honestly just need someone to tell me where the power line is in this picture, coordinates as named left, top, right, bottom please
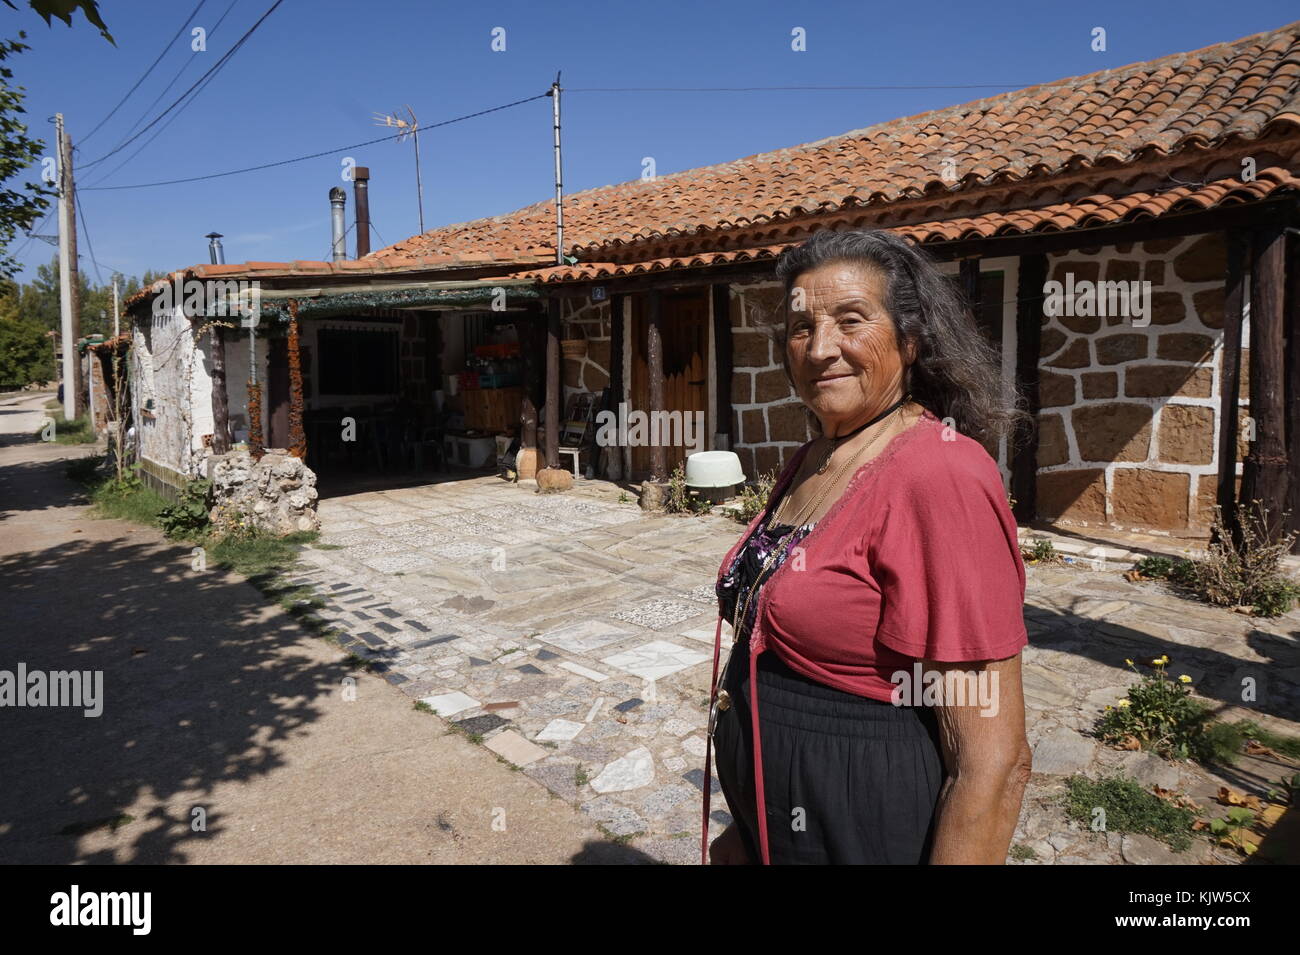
left=111, top=0, right=238, bottom=150
left=80, top=0, right=208, bottom=146
left=75, top=189, right=105, bottom=285
left=83, top=1, right=244, bottom=190
left=80, top=92, right=550, bottom=192
left=80, top=0, right=285, bottom=171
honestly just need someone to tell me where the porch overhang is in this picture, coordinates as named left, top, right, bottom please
left=250, top=278, right=542, bottom=322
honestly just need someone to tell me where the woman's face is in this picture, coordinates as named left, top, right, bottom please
left=785, top=259, right=914, bottom=434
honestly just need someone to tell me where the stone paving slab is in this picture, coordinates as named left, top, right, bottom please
left=293, top=475, right=1300, bottom=864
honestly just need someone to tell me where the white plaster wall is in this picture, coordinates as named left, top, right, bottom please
left=132, top=302, right=196, bottom=477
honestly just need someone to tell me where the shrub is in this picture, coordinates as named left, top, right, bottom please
left=734, top=469, right=776, bottom=524
left=1133, top=555, right=1174, bottom=579
left=1128, top=502, right=1299, bottom=618
left=663, top=464, right=711, bottom=515
left=1094, top=657, right=1224, bottom=763
left=157, top=478, right=212, bottom=540
left=1028, top=538, right=1057, bottom=562
left=90, top=467, right=167, bottom=525
left=1195, top=502, right=1300, bottom=616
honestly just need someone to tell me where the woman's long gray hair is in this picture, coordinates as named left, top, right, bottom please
left=771, top=229, right=1028, bottom=447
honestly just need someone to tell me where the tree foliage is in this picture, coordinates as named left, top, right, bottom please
left=3, top=1, right=113, bottom=45
left=0, top=32, right=52, bottom=279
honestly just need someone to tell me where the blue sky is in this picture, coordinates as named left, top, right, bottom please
left=6, top=0, right=1298, bottom=283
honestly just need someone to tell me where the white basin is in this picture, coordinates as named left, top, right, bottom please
left=685, top=451, right=746, bottom=488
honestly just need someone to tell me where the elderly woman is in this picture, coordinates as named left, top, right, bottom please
left=704, top=229, right=1033, bottom=865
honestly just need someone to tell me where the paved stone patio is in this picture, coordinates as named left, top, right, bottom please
left=286, top=474, right=1300, bottom=865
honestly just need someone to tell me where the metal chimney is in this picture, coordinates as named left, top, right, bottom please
left=353, top=166, right=371, bottom=257
left=329, top=187, right=347, bottom=262
left=206, top=232, right=225, bottom=265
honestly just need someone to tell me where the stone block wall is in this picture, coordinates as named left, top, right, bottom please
left=1036, top=233, right=1240, bottom=532
left=727, top=280, right=810, bottom=480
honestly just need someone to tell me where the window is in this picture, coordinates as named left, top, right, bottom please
left=317, top=327, right=399, bottom=395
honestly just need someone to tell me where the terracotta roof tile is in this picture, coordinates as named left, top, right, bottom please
left=369, top=21, right=1300, bottom=269
left=516, top=169, right=1300, bottom=283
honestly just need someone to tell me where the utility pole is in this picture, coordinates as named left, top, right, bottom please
left=55, top=113, right=82, bottom=420
left=111, top=273, right=120, bottom=338
left=550, top=73, right=563, bottom=265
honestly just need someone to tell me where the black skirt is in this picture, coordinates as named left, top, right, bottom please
left=713, top=637, right=948, bottom=864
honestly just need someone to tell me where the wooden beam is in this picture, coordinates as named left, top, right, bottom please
left=647, top=289, right=667, bottom=482
left=247, top=381, right=264, bottom=462
left=960, top=257, right=981, bottom=318
left=603, top=293, right=625, bottom=479
left=1216, top=231, right=1247, bottom=549
left=1285, top=229, right=1300, bottom=551
left=545, top=296, right=561, bottom=469
left=1010, top=253, right=1045, bottom=523
left=210, top=325, right=230, bottom=454
left=1240, top=224, right=1289, bottom=536
left=711, top=283, right=733, bottom=449
left=286, top=300, right=306, bottom=460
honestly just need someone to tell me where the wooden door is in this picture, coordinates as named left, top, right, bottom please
left=630, top=291, right=709, bottom=478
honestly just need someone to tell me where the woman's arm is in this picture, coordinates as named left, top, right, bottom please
left=924, top=653, right=1033, bottom=864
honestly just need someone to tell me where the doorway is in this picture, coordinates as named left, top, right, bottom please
left=629, top=290, right=709, bottom=478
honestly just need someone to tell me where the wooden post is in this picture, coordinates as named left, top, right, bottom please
left=1240, top=224, right=1289, bottom=537
left=247, top=381, right=264, bottom=461
left=605, top=293, right=625, bottom=479
left=1010, top=253, right=1044, bottom=523
left=1215, top=231, right=1246, bottom=549
left=647, top=289, right=667, bottom=483
left=960, top=256, right=981, bottom=322
left=711, top=283, right=733, bottom=451
left=210, top=325, right=230, bottom=454
left=1285, top=228, right=1300, bottom=552
left=286, top=300, right=306, bottom=460
left=545, top=297, right=561, bottom=469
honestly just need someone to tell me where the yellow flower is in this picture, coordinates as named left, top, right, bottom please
left=1117, top=699, right=1131, bottom=708
left=1125, top=658, right=1133, bottom=666
left=1179, top=675, right=1192, bottom=684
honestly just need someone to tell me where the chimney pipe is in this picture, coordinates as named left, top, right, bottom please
left=353, top=166, right=371, bottom=257
left=206, top=232, right=225, bottom=265
left=329, top=187, right=347, bottom=262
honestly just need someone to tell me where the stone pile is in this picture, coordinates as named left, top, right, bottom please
left=208, top=448, right=320, bottom=537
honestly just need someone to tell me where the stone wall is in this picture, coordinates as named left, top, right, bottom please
left=560, top=298, right=613, bottom=405
left=726, top=280, right=810, bottom=480
left=1036, top=233, right=1241, bottom=532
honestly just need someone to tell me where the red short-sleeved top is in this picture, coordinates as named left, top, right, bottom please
left=702, top=408, right=1028, bottom=863
left=719, top=408, right=1027, bottom=696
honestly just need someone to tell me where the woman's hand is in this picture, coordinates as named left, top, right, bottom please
left=709, top=822, right=752, bottom=864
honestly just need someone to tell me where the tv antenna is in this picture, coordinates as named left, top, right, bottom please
left=374, top=105, right=426, bottom=234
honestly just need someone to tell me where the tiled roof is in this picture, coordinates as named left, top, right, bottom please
left=372, top=21, right=1300, bottom=268
left=518, top=168, right=1300, bottom=283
